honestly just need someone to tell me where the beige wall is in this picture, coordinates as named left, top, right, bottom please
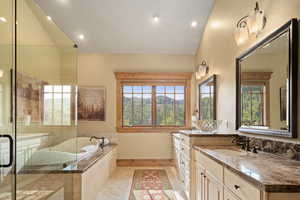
left=78, top=53, right=195, bottom=159
left=196, top=0, right=300, bottom=141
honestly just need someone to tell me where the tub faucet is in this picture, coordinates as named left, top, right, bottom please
left=89, top=136, right=105, bottom=149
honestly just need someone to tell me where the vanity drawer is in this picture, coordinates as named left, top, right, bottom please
left=180, top=143, right=190, bottom=158
left=195, top=152, right=223, bottom=181
left=172, top=135, right=181, bottom=150
left=224, top=168, right=260, bottom=200
left=181, top=135, right=190, bottom=146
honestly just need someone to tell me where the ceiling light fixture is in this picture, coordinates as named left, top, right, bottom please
left=0, top=17, right=7, bottom=23
left=153, top=16, right=159, bottom=23
left=78, top=34, right=85, bottom=40
left=191, top=21, right=198, bottom=28
left=234, top=1, right=266, bottom=46
left=47, top=16, right=52, bottom=21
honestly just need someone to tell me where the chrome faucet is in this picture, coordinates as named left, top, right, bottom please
left=89, top=136, right=105, bottom=149
left=231, top=136, right=256, bottom=153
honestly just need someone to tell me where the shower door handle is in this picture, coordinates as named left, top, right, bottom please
left=0, top=135, right=14, bottom=167
left=10, top=69, right=13, bottom=123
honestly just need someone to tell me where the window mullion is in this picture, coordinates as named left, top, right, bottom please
left=174, top=92, right=176, bottom=125
left=131, top=92, right=134, bottom=126
left=61, top=91, right=63, bottom=125
left=141, top=91, right=143, bottom=125
left=152, top=86, right=156, bottom=127
left=164, top=91, right=166, bottom=126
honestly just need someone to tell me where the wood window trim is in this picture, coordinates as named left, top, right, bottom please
left=115, top=72, right=192, bottom=133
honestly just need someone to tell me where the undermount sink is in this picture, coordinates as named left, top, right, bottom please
left=212, top=149, right=248, bottom=156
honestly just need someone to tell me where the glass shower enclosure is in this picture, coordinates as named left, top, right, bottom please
left=0, top=0, right=78, bottom=199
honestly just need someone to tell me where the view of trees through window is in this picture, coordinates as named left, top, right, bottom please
left=43, top=85, right=72, bottom=126
left=241, top=85, right=265, bottom=126
left=122, top=85, right=185, bottom=127
left=199, top=83, right=214, bottom=120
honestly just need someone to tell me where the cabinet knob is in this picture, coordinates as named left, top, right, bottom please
left=234, top=185, right=240, bottom=190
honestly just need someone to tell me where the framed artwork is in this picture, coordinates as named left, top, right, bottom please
left=78, top=86, right=106, bottom=121
left=280, top=87, right=287, bottom=121
left=16, top=73, right=47, bottom=123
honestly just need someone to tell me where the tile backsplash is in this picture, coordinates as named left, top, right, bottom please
left=238, top=135, right=300, bottom=161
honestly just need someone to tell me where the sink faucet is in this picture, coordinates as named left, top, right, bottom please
left=89, top=136, right=105, bottom=149
left=232, top=136, right=253, bottom=152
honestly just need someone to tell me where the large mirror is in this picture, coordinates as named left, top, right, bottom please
left=236, top=19, right=298, bottom=138
left=199, top=75, right=216, bottom=120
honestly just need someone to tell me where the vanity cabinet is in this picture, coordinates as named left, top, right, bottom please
left=194, top=149, right=256, bottom=200
left=224, top=190, right=239, bottom=200
left=193, top=148, right=300, bottom=200
left=195, top=163, right=223, bottom=200
left=194, top=151, right=223, bottom=200
left=172, top=132, right=234, bottom=200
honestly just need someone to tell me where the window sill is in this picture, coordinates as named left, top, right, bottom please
left=116, top=126, right=191, bottom=133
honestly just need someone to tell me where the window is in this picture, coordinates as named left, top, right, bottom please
left=240, top=72, right=271, bottom=127
left=43, top=85, right=72, bottom=126
left=115, top=72, right=192, bottom=132
left=241, top=85, right=265, bottom=126
left=198, top=75, right=216, bottom=121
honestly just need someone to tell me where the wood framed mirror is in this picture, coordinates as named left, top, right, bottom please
left=236, top=19, right=298, bottom=138
left=199, top=75, right=216, bottom=120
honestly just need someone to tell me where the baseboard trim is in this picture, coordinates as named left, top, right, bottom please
left=117, top=159, right=175, bottom=167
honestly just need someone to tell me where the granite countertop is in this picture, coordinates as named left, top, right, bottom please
left=193, top=145, right=300, bottom=192
left=20, top=144, right=117, bottom=174
left=172, top=130, right=237, bottom=137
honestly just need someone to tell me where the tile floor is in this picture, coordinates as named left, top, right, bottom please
left=96, top=167, right=187, bottom=200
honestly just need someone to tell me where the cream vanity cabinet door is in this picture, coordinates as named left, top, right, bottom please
left=195, top=163, right=205, bottom=200
left=204, top=172, right=223, bottom=200
left=224, top=189, right=239, bottom=200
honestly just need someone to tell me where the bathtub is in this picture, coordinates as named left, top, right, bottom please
left=26, top=137, right=99, bottom=166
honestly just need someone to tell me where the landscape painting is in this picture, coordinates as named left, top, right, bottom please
left=16, top=73, right=47, bottom=123
left=78, top=86, right=106, bottom=121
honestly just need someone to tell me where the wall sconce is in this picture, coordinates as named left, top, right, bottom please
left=234, top=1, right=266, bottom=46
left=234, top=16, right=249, bottom=46
left=248, top=2, right=266, bottom=35
left=196, top=61, right=209, bottom=80
left=0, top=69, right=4, bottom=78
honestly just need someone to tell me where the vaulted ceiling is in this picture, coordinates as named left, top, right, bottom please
left=35, top=0, right=214, bottom=54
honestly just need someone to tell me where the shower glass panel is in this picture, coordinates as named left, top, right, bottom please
left=0, top=0, right=15, bottom=199
left=15, top=0, right=78, bottom=199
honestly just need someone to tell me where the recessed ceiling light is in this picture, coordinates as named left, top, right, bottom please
left=47, top=16, right=52, bottom=21
left=0, top=17, right=7, bottom=23
left=153, top=16, right=159, bottom=23
left=191, top=21, right=198, bottom=28
left=78, top=34, right=85, bottom=40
